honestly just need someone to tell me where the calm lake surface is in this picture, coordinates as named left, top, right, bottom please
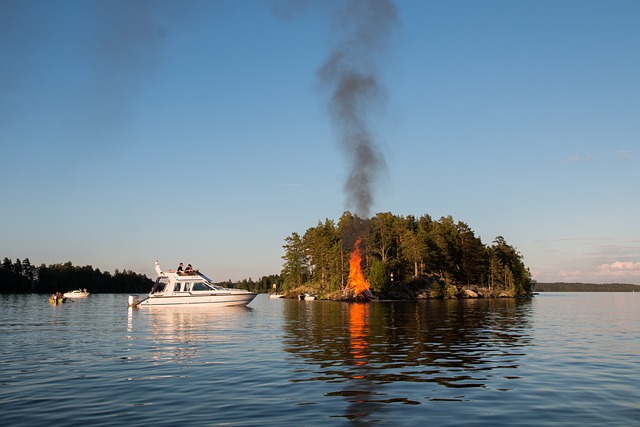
left=1, top=292, right=638, bottom=426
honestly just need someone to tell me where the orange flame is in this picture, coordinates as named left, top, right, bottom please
left=347, top=238, right=371, bottom=295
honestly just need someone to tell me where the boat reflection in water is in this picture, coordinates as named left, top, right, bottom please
left=282, top=298, right=533, bottom=422
left=127, top=304, right=252, bottom=365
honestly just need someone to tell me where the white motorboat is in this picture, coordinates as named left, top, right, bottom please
left=128, top=262, right=257, bottom=307
left=64, top=289, right=90, bottom=298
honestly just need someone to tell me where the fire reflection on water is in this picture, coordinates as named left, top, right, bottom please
left=349, top=303, right=369, bottom=371
left=340, top=301, right=386, bottom=421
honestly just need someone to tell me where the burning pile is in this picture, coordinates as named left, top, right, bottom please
left=344, top=238, right=377, bottom=301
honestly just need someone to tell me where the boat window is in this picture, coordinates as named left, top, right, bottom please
left=192, top=282, right=211, bottom=291
left=152, top=277, right=168, bottom=293
left=174, top=283, right=181, bottom=292
left=184, top=282, right=192, bottom=292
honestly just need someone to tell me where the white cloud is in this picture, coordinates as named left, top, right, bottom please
left=595, top=261, right=640, bottom=277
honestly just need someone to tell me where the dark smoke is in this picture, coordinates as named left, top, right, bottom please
left=0, top=0, right=203, bottom=152
left=317, top=0, right=397, bottom=219
left=82, top=0, right=199, bottom=148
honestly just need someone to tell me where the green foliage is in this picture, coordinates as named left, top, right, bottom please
left=304, top=220, right=342, bottom=293
left=488, top=236, right=533, bottom=296
left=429, top=282, right=443, bottom=298
left=0, top=257, right=152, bottom=294
left=444, top=276, right=458, bottom=299
left=0, top=258, right=31, bottom=292
left=428, top=274, right=457, bottom=299
left=281, top=232, right=308, bottom=291
left=220, top=274, right=282, bottom=293
left=368, top=257, right=389, bottom=293
left=428, top=279, right=456, bottom=299
left=280, top=212, right=535, bottom=298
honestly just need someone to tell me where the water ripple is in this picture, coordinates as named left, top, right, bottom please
left=1, top=293, right=639, bottom=426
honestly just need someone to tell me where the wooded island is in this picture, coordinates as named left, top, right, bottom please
left=280, top=211, right=534, bottom=299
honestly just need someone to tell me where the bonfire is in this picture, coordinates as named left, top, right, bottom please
left=343, top=238, right=378, bottom=301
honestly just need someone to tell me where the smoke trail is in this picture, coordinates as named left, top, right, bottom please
left=0, top=1, right=204, bottom=152
left=317, top=0, right=397, bottom=219
left=81, top=0, right=200, bottom=148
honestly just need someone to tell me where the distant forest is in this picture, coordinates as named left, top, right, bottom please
left=0, top=257, right=280, bottom=294
left=535, top=282, right=640, bottom=292
left=0, top=258, right=153, bottom=294
left=281, top=211, right=534, bottom=298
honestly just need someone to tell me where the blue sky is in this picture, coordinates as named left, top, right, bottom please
left=1, top=0, right=639, bottom=284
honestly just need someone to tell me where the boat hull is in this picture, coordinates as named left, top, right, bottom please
left=137, top=292, right=257, bottom=307
left=64, top=291, right=89, bottom=298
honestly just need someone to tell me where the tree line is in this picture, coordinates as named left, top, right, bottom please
left=0, top=258, right=152, bottom=294
left=535, top=282, right=640, bottom=292
left=0, top=256, right=282, bottom=295
left=217, top=275, right=282, bottom=294
left=280, top=211, right=534, bottom=298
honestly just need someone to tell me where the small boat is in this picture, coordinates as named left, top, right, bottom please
left=128, top=262, right=257, bottom=307
left=269, top=293, right=285, bottom=299
left=299, top=293, right=317, bottom=300
left=49, top=294, right=67, bottom=304
left=64, top=289, right=90, bottom=298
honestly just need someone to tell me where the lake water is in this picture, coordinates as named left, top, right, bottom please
left=1, top=292, right=638, bottom=426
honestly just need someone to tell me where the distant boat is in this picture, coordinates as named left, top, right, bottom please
left=299, top=293, right=317, bottom=300
left=128, top=262, right=257, bottom=307
left=269, top=293, right=285, bottom=299
left=49, top=295, right=67, bottom=304
left=64, top=289, right=90, bottom=298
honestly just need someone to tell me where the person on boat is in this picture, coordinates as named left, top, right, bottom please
left=177, top=263, right=184, bottom=272
left=185, top=264, right=193, bottom=273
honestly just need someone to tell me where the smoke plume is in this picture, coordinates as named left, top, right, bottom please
left=317, top=0, right=397, bottom=219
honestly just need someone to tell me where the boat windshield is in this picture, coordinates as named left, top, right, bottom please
left=197, top=273, right=227, bottom=290
left=198, top=272, right=215, bottom=282
left=151, top=277, right=169, bottom=294
left=192, top=281, right=212, bottom=291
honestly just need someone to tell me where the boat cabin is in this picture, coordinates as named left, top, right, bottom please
left=150, top=269, right=226, bottom=295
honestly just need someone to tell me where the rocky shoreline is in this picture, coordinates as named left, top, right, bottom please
left=284, top=281, right=534, bottom=301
